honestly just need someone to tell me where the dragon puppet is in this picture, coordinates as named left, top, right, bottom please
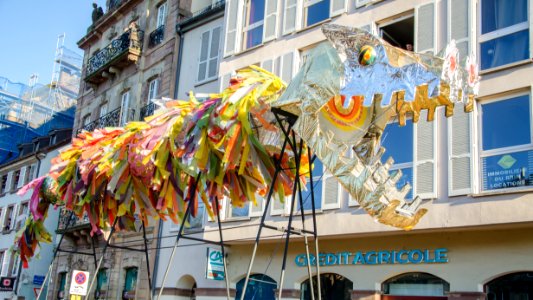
left=14, top=24, right=479, bottom=267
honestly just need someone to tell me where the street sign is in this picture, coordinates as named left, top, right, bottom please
left=0, top=276, right=15, bottom=291
left=69, top=270, right=90, bottom=296
left=33, top=287, right=41, bottom=297
left=206, top=248, right=225, bottom=280
left=33, top=275, right=45, bottom=285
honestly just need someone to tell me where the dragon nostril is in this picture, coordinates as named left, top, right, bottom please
left=359, top=45, right=377, bottom=66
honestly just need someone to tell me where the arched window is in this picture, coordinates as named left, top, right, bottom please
left=382, top=272, right=449, bottom=299
left=301, top=273, right=353, bottom=300
left=235, top=274, right=277, bottom=300
left=485, top=272, right=533, bottom=300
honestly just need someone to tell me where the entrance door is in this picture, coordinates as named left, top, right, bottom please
left=382, top=272, right=449, bottom=300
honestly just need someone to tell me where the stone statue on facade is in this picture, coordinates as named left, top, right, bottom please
left=92, top=3, right=104, bottom=23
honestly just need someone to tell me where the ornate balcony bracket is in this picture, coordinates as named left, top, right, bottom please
left=84, top=28, right=144, bottom=85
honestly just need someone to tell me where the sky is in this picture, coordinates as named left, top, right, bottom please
left=0, top=0, right=106, bottom=85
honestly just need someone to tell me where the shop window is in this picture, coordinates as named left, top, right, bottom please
left=480, top=0, right=529, bottom=70
left=57, top=271, right=67, bottom=299
left=479, top=94, right=532, bottom=191
left=381, top=120, right=414, bottom=199
left=243, top=0, right=265, bottom=49
left=122, top=267, right=138, bottom=299
left=95, top=268, right=109, bottom=299
left=301, top=273, right=353, bottom=300
left=304, top=0, right=330, bottom=27
left=235, top=274, right=277, bottom=300
left=382, top=272, right=449, bottom=297
left=198, top=27, right=222, bottom=83
left=379, top=15, right=414, bottom=50
left=485, top=272, right=533, bottom=300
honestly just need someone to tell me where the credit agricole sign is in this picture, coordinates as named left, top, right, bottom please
left=295, top=248, right=448, bottom=267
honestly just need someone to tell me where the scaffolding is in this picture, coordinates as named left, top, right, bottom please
left=0, top=34, right=81, bottom=163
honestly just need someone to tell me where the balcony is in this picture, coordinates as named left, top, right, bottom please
left=77, top=107, right=135, bottom=134
left=57, top=208, right=90, bottom=233
left=139, top=102, right=157, bottom=120
left=148, top=25, right=165, bottom=48
left=108, top=0, right=123, bottom=10
left=84, top=28, right=144, bottom=85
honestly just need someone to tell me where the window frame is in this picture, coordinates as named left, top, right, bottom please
left=477, top=0, right=531, bottom=71
left=242, top=0, right=266, bottom=50
left=147, top=78, right=159, bottom=102
left=120, top=91, right=131, bottom=126
left=197, top=26, right=222, bottom=84
left=477, top=90, right=533, bottom=193
left=10, top=170, right=20, bottom=192
left=156, top=2, right=168, bottom=29
left=303, top=0, right=331, bottom=28
left=3, top=205, right=15, bottom=231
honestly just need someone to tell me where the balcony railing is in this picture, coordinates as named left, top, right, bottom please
left=57, top=208, right=90, bottom=232
left=148, top=25, right=165, bottom=48
left=108, top=0, right=123, bottom=10
left=77, top=107, right=136, bottom=134
left=85, top=28, right=144, bottom=84
left=140, top=102, right=157, bottom=120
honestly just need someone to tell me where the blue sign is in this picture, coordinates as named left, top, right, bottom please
left=33, top=275, right=45, bottom=285
left=482, top=151, right=533, bottom=191
left=295, top=248, right=448, bottom=267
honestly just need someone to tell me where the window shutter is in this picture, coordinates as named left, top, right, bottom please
left=322, top=174, right=340, bottom=209
left=330, top=0, right=347, bottom=17
left=223, top=0, right=242, bottom=56
left=448, top=0, right=470, bottom=60
left=0, top=209, right=6, bottom=230
left=415, top=1, right=436, bottom=54
left=280, top=51, right=295, bottom=83
left=415, top=110, right=437, bottom=199
left=198, top=30, right=210, bottom=82
left=1, top=252, right=9, bottom=276
left=263, top=0, right=279, bottom=42
left=10, top=204, right=18, bottom=230
left=17, top=167, right=26, bottom=189
left=6, top=172, right=12, bottom=192
left=32, top=163, right=39, bottom=180
left=209, top=27, right=222, bottom=79
left=220, top=73, right=232, bottom=92
left=261, top=59, right=274, bottom=73
left=448, top=103, right=472, bottom=196
left=283, top=0, right=298, bottom=35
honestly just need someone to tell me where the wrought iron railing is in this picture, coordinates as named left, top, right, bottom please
left=108, top=0, right=123, bottom=11
left=77, top=107, right=136, bottom=134
left=86, top=28, right=144, bottom=77
left=178, top=0, right=225, bottom=27
left=148, top=25, right=165, bottom=48
left=140, top=102, right=157, bottom=120
left=57, top=208, right=90, bottom=231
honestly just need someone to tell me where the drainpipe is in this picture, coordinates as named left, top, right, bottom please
left=173, top=24, right=185, bottom=99
left=14, top=151, right=46, bottom=297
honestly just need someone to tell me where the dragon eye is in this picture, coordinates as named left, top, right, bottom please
left=358, top=45, right=376, bottom=66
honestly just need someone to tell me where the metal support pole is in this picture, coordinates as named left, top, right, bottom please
left=308, top=147, right=322, bottom=300
left=215, top=197, right=231, bottom=300
left=90, top=234, right=98, bottom=269
left=157, top=174, right=200, bottom=300
left=277, top=132, right=302, bottom=299
left=239, top=134, right=290, bottom=300
left=84, top=217, right=119, bottom=300
left=36, top=210, right=76, bottom=300
left=142, top=222, right=153, bottom=300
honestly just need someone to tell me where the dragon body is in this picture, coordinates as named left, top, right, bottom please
left=14, top=24, right=479, bottom=265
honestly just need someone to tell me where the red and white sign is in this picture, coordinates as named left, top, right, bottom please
left=69, top=270, right=90, bottom=296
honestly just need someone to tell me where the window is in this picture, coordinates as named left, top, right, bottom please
left=156, top=2, right=168, bottom=28
left=304, top=0, right=330, bottom=27
left=298, top=158, right=323, bottom=211
left=57, top=272, right=67, bottom=299
left=82, top=114, right=91, bottom=126
left=96, top=268, right=109, bottom=299
left=479, top=93, right=532, bottom=191
left=243, top=0, right=265, bottom=49
left=301, top=273, right=353, bottom=300
left=120, top=91, right=131, bottom=126
left=11, top=170, right=20, bottom=191
left=0, top=251, right=4, bottom=276
left=0, top=174, right=8, bottom=194
left=99, top=102, right=108, bottom=117
left=123, top=267, right=138, bottom=299
left=147, top=78, right=159, bottom=102
left=235, top=274, right=277, bottom=300
left=3, top=205, right=14, bottom=231
left=24, top=164, right=35, bottom=184
left=381, top=120, right=414, bottom=199
left=186, top=202, right=205, bottom=232
left=485, top=272, right=533, bottom=300
left=198, top=27, right=221, bottom=83
left=383, top=272, right=450, bottom=296
left=480, top=0, right=529, bottom=70
left=379, top=15, right=414, bottom=50
left=16, top=202, right=29, bottom=230
left=10, top=254, right=19, bottom=276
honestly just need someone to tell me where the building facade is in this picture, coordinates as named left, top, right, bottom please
left=0, top=128, right=72, bottom=300
left=153, top=0, right=533, bottom=299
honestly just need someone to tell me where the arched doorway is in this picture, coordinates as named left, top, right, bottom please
left=177, top=275, right=197, bottom=300
left=300, top=273, right=353, bottom=300
left=485, top=272, right=533, bottom=300
left=382, top=272, right=449, bottom=300
left=235, top=274, right=277, bottom=300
